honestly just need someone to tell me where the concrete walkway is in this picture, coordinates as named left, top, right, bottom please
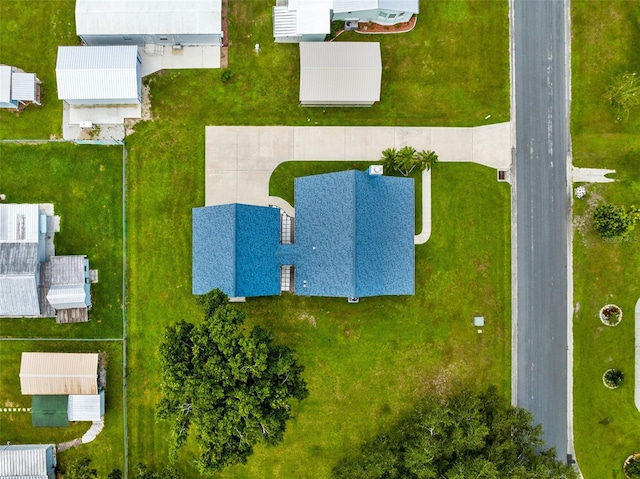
left=205, top=123, right=511, bottom=244
left=636, top=298, right=640, bottom=413
left=572, top=167, right=616, bottom=183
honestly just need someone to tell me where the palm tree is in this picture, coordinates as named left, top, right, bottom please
left=417, top=150, right=439, bottom=172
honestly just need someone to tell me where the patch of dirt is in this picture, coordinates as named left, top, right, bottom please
left=125, top=84, right=153, bottom=135
left=299, top=312, right=317, bottom=327
left=418, top=361, right=469, bottom=398
left=573, top=187, right=605, bottom=245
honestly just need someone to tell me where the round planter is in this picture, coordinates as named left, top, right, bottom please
left=600, top=304, right=623, bottom=327
left=602, top=369, right=623, bottom=389
left=624, top=453, right=640, bottom=479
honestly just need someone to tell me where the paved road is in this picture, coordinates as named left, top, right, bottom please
left=513, top=0, right=570, bottom=461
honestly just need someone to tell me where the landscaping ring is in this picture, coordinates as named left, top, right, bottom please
left=600, top=304, right=623, bottom=327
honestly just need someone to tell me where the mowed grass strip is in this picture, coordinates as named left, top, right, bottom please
left=571, top=1, right=640, bottom=477
left=0, top=340, right=124, bottom=476
left=0, top=0, right=78, bottom=140
left=125, top=158, right=511, bottom=477
left=0, top=143, right=124, bottom=339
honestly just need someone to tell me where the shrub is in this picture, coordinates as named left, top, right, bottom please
left=603, top=369, right=624, bottom=389
left=220, top=69, right=233, bottom=83
left=593, top=204, right=638, bottom=239
left=625, top=454, right=640, bottom=478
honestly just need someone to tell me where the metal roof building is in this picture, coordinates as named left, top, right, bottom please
left=46, top=256, right=91, bottom=311
left=0, top=444, right=56, bottom=479
left=299, top=42, right=382, bottom=106
left=31, top=395, right=69, bottom=428
left=56, top=45, right=141, bottom=105
left=67, top=390, right=105, bottom=422
left=75, top=0, right=223, bottom=46
left=0, top=65, right=42, bottom=110
left=20, top=352, right=99, bottom=396
left=192, top=204, right=281, bottom=298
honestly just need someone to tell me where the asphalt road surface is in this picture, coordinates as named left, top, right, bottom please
left=513, top=0, right=570, bottom=461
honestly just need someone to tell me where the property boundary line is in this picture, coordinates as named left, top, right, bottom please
left=0, top=338, right=123, bottom=341
left=122, top=143, right=129, bottom=479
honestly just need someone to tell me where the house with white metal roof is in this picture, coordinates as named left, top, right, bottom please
left=75, top=0, right=223, bottom=47
left=0, top=444, right=56, bottom=479
left=274, top=0, right=418, bottom=42
left=56, top=45, right=141, bottom=125
left=0, top=65, right=42, bottom=110
left=299, top=42, right=382, bottom=106
left=0, top=203, right=94, bottom=322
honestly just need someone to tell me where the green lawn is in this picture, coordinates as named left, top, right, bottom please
left=0, top=0, right=78, bottom=140
left=0, top=340, right=124, bottom=477
left=571, top=1, right=640, bottom=477
left=0, top=143, right=124, bottom=339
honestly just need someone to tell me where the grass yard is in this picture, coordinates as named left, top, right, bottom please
left=0, top=340, right=124, bottom=476
left=571, top=1, right=640, bottom=477
left=270, top=161, right=423, bottom=233
left=0, top=0, right=78, bottom=140
left=126, top=156, right=511, bottom=476
left=0, top=143, right=124, bottom=339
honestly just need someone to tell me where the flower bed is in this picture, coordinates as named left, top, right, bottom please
left=624, top=453, right=640, bottom=479
left=603, top=369, right=624, bottom=389
left=600, top=304, right=623, bottom=326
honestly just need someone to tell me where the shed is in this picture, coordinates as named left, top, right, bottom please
left=31, top=396, right=69, bottom=428
left=67, top=390, right=105, bottom=422
left=291, top=170, right=414, bottom=297
left=46, top=255, right=91, bottom=310
left=20, top=352, right=99, bottom=396
left=192, top=204, right=281, bottom=298
left=0, top=65, right=42, bottom=110
left=299, top=42, right=382, bottom=106
left=0, top=444, right=56, bottom=479
left=56, top=45, right=141, bottom=106
left=75, top=0, right=223, bottom=47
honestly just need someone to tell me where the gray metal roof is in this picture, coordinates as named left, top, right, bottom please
left=299, top=42, right=382, bottom=104
left=273, top=6, right=298, bottom=38
left=0, top=65, right=12, bottom=103
left=50, top=256, right=85, bottom=286
left=0, top=275, right=40, bottom=317
left=56, top=46, right=140, bottom=101
left=67, top=391, right=103, bottom=421
left=11, top=73, right=37, bottom=102
left=0, top=444, right=55, bottom=479
left=75, top=0, right=222, bottom=36
left=0, top=243, right=38, bottom=275
left=0, top=204, right=40, bottom=242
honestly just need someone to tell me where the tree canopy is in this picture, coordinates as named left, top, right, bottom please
left=63, top=457, right=97, bottom=479
left=381, top=146, right=439, bottom=177
left=157, top=289, right=308, bottom=472
left=333, top=386, right=577, bottom=479
left=593, top=203, right=639, bottom=238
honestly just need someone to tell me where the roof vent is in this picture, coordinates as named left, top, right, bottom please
left=368, top=165, right=383, bottom=176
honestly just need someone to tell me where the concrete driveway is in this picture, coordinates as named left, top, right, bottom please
left=205, top=123, right=511, bottom=243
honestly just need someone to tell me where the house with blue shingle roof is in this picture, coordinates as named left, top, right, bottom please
left=192, top=169, right=414, bottom=300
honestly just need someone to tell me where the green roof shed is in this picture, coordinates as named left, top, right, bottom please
left=31, top=395, right=69, bottom=427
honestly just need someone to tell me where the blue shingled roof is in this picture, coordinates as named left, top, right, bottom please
left=293, top=170, right=414, bottom=298
left=192, top=204, right=281, bottom=297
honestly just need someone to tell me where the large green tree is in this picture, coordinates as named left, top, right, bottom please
left=157, top=289, right=308, bottom=472
left=333, top=387, right=577, bottom=479
left=593, top=203, right=639, bottom=239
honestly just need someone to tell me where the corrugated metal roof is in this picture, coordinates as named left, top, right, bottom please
left=0, top=276, right=40, bottom=317
left=46, top=285, right=88, bottom=310
left=50, top=256, right=85, bottom=286
left=0, top=444, right=55, bottom=479
left=56, top=46, right=140, bottom=102
left=0, top=204, right=40, bottom=242
left=68, top=392, right=103, bottom=421
left=75, top=0, right=222, bottom=36
left=273, top=6, right=298, bottom=37
left=20, top=352, right=99, bottom=396
left=11, top=73, right=36, bottom=102
left=0, top=65, right=12, bottom=104
left=31, top=395, right=69, bottom=428
left=299, top=42, right=382, bottom=104
left=296, top=2, right=331, bottom=34
left=0, top=243, right=38, bottom=275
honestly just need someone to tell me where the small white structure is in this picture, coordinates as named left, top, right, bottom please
left=0, top=444, right=56, bottom=479
left=68, top=390, right=105, bottom=422
left=0, top=65, right=42, bottom=110
left=76, top=0, right=223, bottom=47
left=274, top=0, right=419, bottom=42
left=56, top=45, right=141, bottom=125
left=299, top=42, right=382, bottom=106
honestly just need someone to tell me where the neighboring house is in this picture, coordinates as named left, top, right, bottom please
left=274, top=0, right=419, bottom=42
left=0, top=65, right=42, bottom=110
left=0, top=444, right=56, bottom=479
left=20, top=352, right=105, bottom=427
left=193, top=169, right=414, bottom=300
left=299, top=42, right=382, bottom=106
left=56, top=45, right=141, bottom=107
left=75, top=0, right=223, bottom=47
left=0, top=203, right=94, bottom=323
